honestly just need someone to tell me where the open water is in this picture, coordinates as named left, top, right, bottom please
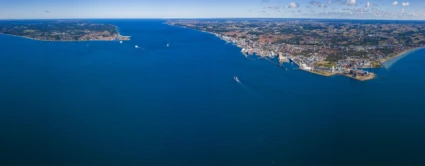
left=0, top=19, right=425, bottom=165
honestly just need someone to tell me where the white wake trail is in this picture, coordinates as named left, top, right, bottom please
left=235, top=77, right=258, bottom=98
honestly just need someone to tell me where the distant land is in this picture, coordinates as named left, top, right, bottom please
left=167, top=19, right=425, bottom=81
left=2, top=19, right=424, bottom=81
left=0, top=21, right=130, bottom=41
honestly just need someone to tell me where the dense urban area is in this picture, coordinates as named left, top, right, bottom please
left=0, top=21, right=130, bottom=41
left=167, top=19, right=425, bottom=80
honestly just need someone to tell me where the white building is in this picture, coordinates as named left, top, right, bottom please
left=301, top=63, right=312, bottom=71
left=278, top=53, right=288, bottom=62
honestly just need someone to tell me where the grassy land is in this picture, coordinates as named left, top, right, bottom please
left=314, top=61, right=337, bottom=68
left=371, top=61, right=382, bottom=68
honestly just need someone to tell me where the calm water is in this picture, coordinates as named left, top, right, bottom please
left=1, top=20, right=425, bottom=166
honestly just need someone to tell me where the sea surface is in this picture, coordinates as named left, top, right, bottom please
left=1, top=19, right=425, bottom=166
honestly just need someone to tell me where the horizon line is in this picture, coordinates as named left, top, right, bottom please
left=1, top=17, right=425, bottom=21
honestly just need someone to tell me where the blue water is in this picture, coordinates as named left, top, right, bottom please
left=1, top=20, right=425, bottom=165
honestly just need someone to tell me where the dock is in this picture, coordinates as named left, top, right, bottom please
left=264, top=58, right=287, bottom=70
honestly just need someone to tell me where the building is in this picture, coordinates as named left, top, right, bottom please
left=301, top=63, right=312, bottom=71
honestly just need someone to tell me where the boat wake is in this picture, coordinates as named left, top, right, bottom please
left=234, top=76, right=258, bottom=97
left=234, top=76, right=240, bottom=83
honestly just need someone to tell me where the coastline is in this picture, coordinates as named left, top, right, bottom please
left=380, top=46, right=425, bottom=64
left=297, top=67, right=375, bottom=81
left=0, top=33, right=131, bottom=42
left=167, top=23, right=425, bottom=81
left=1, top=23, right=131, bottom=42
left=290, top=58, right=375, bottom=81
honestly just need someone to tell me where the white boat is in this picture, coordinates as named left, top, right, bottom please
left=135, top=45, right=139, bottom=48
left=234, top=76, right=240, bottom=83
left=167, top=43, right=169, bottom=47
left=120, top=41, right=123, bottom=44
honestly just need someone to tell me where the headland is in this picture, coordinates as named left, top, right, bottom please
left=0, top=21, right=130, bottom=41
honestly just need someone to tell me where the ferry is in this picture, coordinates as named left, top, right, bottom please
left=135, top=45, right=139, bottom=48
left=234, top=76, right=240, bottom=83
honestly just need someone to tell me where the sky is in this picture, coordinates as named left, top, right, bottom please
left=0, top=0, right=425, bottom=19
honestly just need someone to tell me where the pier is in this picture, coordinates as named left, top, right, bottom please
left=264, top=57, right=287, bottom=70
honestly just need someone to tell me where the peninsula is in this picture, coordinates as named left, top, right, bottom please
left=167, top=19, right=425, bottom=81
left=0, top=20, right=130, bottom=41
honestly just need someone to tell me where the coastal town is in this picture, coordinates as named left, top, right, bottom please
left=167, top=19, right=425, bottom=80
left=0, top=21, right=130, bottom=41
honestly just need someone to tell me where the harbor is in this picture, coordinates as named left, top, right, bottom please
left=167, top=20, right=425, bottom=82
left=288, top=57, right=376, bottom=81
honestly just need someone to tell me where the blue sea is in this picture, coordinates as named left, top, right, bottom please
left=1, top=19, right=425, bottom=166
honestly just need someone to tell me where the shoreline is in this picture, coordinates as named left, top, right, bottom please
left=1, top=23, right=131, bottom=42
left=298, top=67, right=375, bottom=81
left=0, top=33, right=131, bottom=42
left=291, top=58, right=375, bottom=81
left=167, top=23, right=421, bottom=81
left=380, top=46, right=425, bottom=64
left=170, top=23, right=376, bottom=81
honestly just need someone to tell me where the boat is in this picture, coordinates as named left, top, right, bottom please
left=135, top=45, right=139, bottom=48
left=234, top=76, right=239, bottom=82
left=167, top=43, right=169, bottom=47
left=120, top=41, right=123, bottom=44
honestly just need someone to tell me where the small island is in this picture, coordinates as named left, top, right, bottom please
left=0, top=20, right=130, bottom=41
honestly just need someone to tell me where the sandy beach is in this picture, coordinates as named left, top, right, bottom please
left=380, top=47, right=425, bottom=63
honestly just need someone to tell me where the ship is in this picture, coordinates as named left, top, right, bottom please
left=120, top=41, right=123, bottom=44
left=167, top=43, right=169, bottom=47
left=234, top=76, right=240, bottom=83
left=135, top=45, right=139, bottom=48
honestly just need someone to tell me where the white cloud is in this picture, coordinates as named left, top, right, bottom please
left=310, top=1, right=328, bottom=7
left=402, top=2, right=410, bottom=6
left=392, top=1, right=398, bottom=5
left=347, top=0, right=356, bottom=6
left=289, top=2, right=300, bottom=8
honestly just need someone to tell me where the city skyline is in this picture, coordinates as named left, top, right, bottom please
left=1, top=0, right=425, bottom=19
